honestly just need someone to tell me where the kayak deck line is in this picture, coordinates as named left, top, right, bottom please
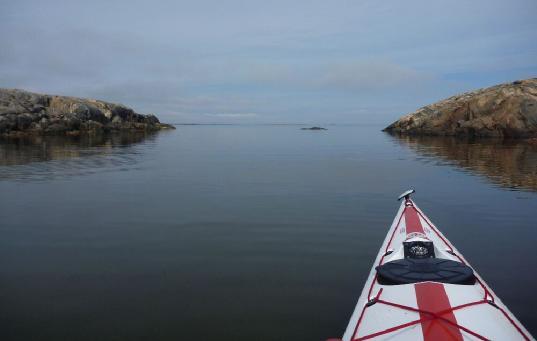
left=414, top=282, right=463, bottom=340
left=334, top=192, right=533, bottom=341
left=354, top=287, right=487, bottom=340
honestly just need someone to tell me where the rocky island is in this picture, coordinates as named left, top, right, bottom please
left=384, top=78, right=537, bottom=138
left=0, top=88, right=174, bottom=137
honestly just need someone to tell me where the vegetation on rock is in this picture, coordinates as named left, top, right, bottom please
left=384, top=78, right=537, bottom=138
left=0, top=88, right=174, bottom=136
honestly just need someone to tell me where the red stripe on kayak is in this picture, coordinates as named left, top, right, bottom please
left=404, top=205, right=424, bottom=235
left=415, top=282, right=463, bottom=341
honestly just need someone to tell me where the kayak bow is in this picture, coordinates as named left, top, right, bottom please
left=334, top=191, right=533, bottom=341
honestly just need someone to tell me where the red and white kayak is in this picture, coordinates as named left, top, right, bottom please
left=332, top=190, right=533, bottom=341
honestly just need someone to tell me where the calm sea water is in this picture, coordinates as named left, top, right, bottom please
left=1, top=125, right=536, bottom=340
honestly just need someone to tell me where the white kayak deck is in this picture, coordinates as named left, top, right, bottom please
left=339, top=198, right=533, bottom=341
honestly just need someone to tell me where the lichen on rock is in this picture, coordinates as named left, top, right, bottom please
left=384, top=78, right=537, bottom=138
left=0, top=88, right=175, bottom=136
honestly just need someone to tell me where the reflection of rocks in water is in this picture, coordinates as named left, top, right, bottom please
left=0, top=132, right=158, bottom=181
left=392, top=135, right=537, bottom=192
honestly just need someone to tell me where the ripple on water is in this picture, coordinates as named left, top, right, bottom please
left=0, top=133, right=157, bottom=182
left=389, top=134, right=537, bottom=192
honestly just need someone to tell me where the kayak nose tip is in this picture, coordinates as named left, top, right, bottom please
left=398, top=189, right=415, bottom=201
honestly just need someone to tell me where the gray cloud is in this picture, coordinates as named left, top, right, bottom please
left=205, top=113, right=258, bottom=118
left=1, top=0, right=536, bottom=123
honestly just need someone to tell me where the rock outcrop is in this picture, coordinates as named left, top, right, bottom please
left=0, top=88, right=174, bottom=136
left=384, top=78, right=537, bottom=138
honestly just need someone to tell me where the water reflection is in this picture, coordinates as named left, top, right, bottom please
left=391, top=134, right=537, bottom=192
left=0, top=132, right=157, bottom=181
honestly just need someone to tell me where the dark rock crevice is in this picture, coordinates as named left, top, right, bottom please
left=0, top=88, right=175, bottom=137
left=384, top=78, right=537, bottom=138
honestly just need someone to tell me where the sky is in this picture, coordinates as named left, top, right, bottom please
left=1, top=0, right=536, bottom=124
